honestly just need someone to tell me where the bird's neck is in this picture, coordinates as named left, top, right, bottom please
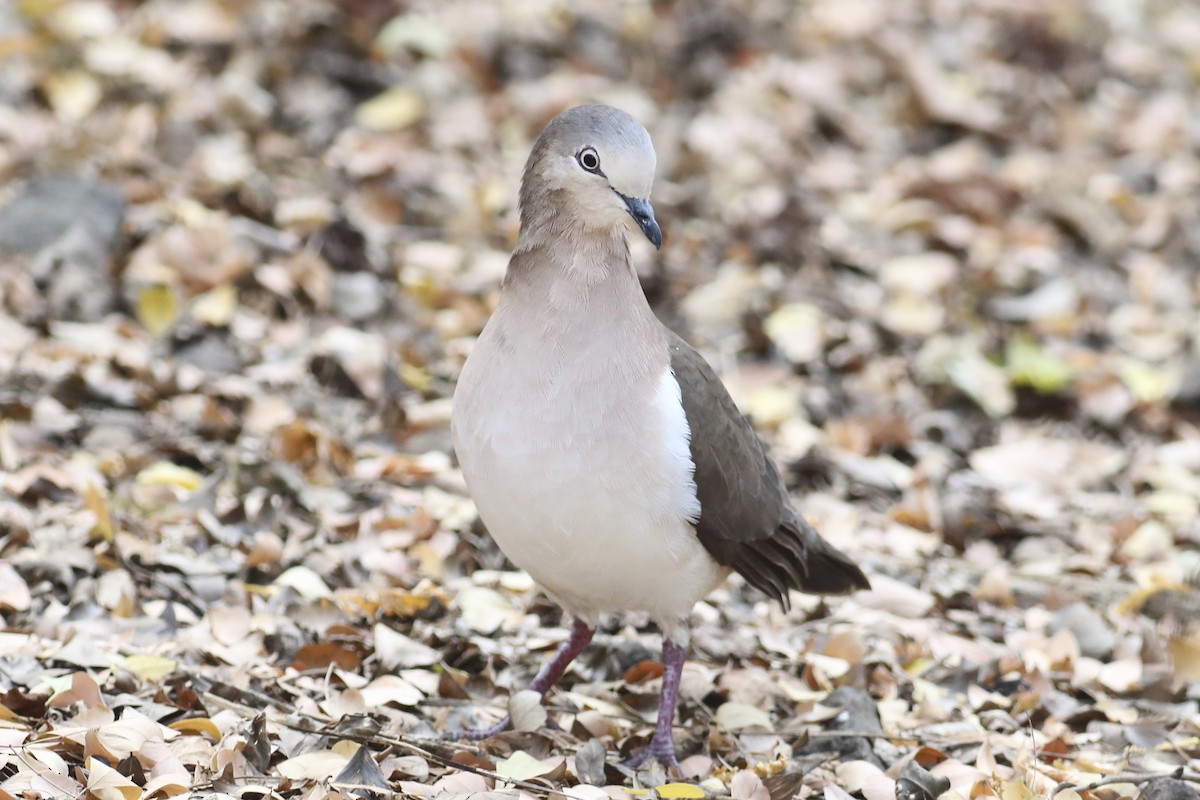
left=509, top=221, right=636, bottom=291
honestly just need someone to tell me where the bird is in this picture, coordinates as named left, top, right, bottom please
left=450, top=104, right=869, bottom=769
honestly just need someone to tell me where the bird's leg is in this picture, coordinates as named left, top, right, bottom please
left=625, top=637, right=687, bottom=769
left=457, top=619, right=596, bottom=740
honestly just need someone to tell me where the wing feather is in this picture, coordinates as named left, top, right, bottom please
left=666, top=329, right=869, bottom=603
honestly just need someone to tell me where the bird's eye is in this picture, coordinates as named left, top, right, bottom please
left=577, top=147, right=601, bottom=173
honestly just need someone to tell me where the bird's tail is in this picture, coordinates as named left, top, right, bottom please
left=796, top=520, right=870, bottom=596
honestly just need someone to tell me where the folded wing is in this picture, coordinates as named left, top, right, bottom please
left=666, top=330, right=870, bottom=607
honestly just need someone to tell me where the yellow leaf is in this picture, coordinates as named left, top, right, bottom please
left=135, top=461, right=204, bottom=491
left=399, top=362, right=432, bottom=393
left=169, top=717, right=222, bottom=739
left=191, top=283, right=238, bottom=326
left=339, top=590, right=381, bottom=617
left=116, top=654, right=177, bottom=681
left=17, top=0, right=64, bottom=21
left=1002, top=777, right=1032, bottom=800
left=136, top=284, right=179, bottom=335
left=404, top=273, right=442, bottom=307
left=42, top=70, right=101, bottom=122
left=1168, top=635, right=1200, bottom=689
left=83, top=483, right=114, bottom=541
left=656, top=783, right=706, bottom=799
left=902, top=657, right=935, bottom=676
left=1118, top=359, right=1169, bottom=403
left=1005, top=334, right=1074, bottom=393
left=377, top=589, right=432, bottom=618
left=356, top=87, right=425, bottom=131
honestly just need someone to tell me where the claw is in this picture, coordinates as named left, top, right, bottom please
left=622, top=637, right=688, bottom=771
left=623, top=734, right=680, bottom=770
left=442, top=621, right=596, bottom=744
left=449, top=715, right=513, bottom=741
left=444, top=711, right=566, bottom=742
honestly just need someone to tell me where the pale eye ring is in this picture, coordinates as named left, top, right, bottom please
left=577, top=147, right=601, bottom=174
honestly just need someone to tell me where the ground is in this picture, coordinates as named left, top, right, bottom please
left=1, top=0, right=1200, bottom=798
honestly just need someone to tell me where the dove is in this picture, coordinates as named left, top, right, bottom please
left=451, top=104, right=868, bottom=768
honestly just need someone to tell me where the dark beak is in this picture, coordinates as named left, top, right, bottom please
left=621, top=195, right=662, bottom=250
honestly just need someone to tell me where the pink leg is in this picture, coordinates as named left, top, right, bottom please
left=625, top=638, right=686, bottom=769
left=456, top=619, right=596, bottom=740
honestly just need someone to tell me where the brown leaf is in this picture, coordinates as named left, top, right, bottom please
left=291, top=642, right=362, bottom=671
left=624, top=660, right=666, bottom=685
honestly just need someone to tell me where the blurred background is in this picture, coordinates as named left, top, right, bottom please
left=2, top=0, right=1200, bottom=791
left=2, top=0, right=1197, bottom=566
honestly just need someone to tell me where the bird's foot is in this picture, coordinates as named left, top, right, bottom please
left=623, top=637, right=687, bottom=771
left=623, top=734, right=679, bottom=770
left=443, top=716, right=512, bottom=741
left=443, top=622, right=594, bottom=743
left=444, top=712, right=566, bottom=742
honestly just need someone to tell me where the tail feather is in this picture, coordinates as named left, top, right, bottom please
left=795, top=523, right=871, bottom=596
left=728, top=515, right=869, bottom=607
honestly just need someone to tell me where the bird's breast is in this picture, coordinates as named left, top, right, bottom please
left=451, top=314, right=722, bottom=623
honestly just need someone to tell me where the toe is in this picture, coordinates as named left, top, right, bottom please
left=447, top=716, right=513, bottom=741
left=623, top=736, right=679, bottom=770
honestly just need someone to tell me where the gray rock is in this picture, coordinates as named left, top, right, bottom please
left=81, top=410, right=145, bottom=456
left=174, top=335, right=243, bottom=374
left=1173, top=360, right=1200, bottom=408
left=332, top=271, right=386, bottom=322
left=0, top=175, right=124, bottom=256
left=939, top=469, right=1005, bottom=550
left=988, top=279, right=1079, bottom=322
left=1048, top=602, right=1115, bottom=660
left=897, top=759, right=951, bottom=800
left=1140, top=778, right=1200, bottom=800
left=0, top=176, right=126, bottom=321
left=796, top=686, right=884, bottom=767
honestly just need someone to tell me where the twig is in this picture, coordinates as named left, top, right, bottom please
left=1064, top=768, right=1200, bottom=792
left=272, top=718, right=589, bottom=800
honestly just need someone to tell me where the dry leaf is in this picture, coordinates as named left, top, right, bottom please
left=509, top=690, right=547, bottom=733
left=85, top=756, right=141, bottom=800
left=715, top=702, right=773, bottom=732
left=136, top=284, right=178, bottom=335
left=495, top=750, right=564, bottom=781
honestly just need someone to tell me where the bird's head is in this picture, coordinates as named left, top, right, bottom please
left=519, top=104, right=662, bottom=249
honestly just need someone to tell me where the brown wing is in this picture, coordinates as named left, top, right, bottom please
left=667, top=330, right=869, bottom=607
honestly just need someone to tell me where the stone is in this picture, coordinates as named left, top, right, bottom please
left=1048, top=602, right=1115, bottom=660
left=0, top=176, right=126, bottom=321
left=332, top=270, right=387, bottom=322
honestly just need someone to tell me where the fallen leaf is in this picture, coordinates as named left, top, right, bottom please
left=655, top=783, right=706, bottom=799
left=85, top=756, right=140, bottom=800
left=509, top=690, right=547, bottom=733
left=715, top=702, right=773, bottom=732
left=356, top=87, right=426, bottom=131
left=495, top=750, right=564, bottom=781
left=136, top=284, right=178, bottom=335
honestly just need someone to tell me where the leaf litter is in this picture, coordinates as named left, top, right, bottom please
left=1, top=0, right=1200, bottom=798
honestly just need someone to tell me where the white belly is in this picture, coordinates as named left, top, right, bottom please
left=453, top=368, right=727, bottom=632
